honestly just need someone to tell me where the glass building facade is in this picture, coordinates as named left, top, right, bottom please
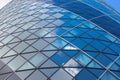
left=0, top=0, right=120, bottom=80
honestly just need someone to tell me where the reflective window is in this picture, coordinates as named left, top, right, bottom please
left=8, top=56, right=26, bottom=70
left=74, top=52, right=91, bottom=66
left=51, top=51, right=70, bottom=66
left=30, top=53, right=47, bottom=67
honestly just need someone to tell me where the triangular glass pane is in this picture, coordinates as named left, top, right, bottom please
left=12, top=32, right=21, bottom=36
left=0, top=65, right=12, bottom=74
left=101, top=72, right=118, bottom=80
left=8, top=42, right=19, bottom=48
left=44, top=32, right=56, bottom=37
left=16, top=70, right=34, bottom=80
left=29, top=53, right=47, bottom=67
left=62, top=32, right=74, bottom=37
left=22, top=52, right=37, bottom=60
left=22, top=46, right=37, bottom=53
left=44, top=38, right=56, bottom=43
left=88, top=69, right=104, bottom=77
left=43, top=44, right=57, bottom=51
left=104, top=48, right=117, bottom=55
left=1, top=56, right=15, bottom=64
left=41, top=59, right=58, bottom=68
left=25, top=39, right=37, bottom=45
left=42, top=51, right=57, bottom=57
left=75, top=69, right=97, bottom=80
left=83, top=45, right=97, bottom=51
left=74, top=52, right=92, bottom=66
left=0, top=72, right=12, bottom=80
left=51, top=69, right=72, bottom=80
left=18, top=62, right=35, bottom=70
left=14, top=28, right=23, bottom=32
left=3, top=50, right=17, bottom=57
left=63, top=50, right=79, bottom=57
left=34, top=29, right=49, bottom=37
left=65, top=68, right=81, bottom=77
left=64, top=59, right=81, bottom=67
left=29, top=29, right=38, bottom=33
left=9, top=38, right=20, bottom=43
left=52, top=38, right=67, bottom=49
left=40, top=68, right=58, bottom=77
left=110, top=63, right=119, bottom=71
left=26, top=34, right=38, bottom=39
left=26, top=70, right=47, bottom=80
left=87, top=61, right=102, bottom=68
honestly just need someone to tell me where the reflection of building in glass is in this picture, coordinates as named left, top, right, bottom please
left=0, top=0, right=120, bottom=80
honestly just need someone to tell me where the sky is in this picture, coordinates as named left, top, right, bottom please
left=0, top=0, right=120, bottom=13
left=104, top=0, right=120, bottom=13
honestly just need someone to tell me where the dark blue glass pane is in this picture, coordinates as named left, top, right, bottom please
left=52, top=38, right=67, bottom=49
left=96, top=54, right=112, bottom=66
left=51, top=51, right=70, bottom=66
left=75, top=69, right=97, bottom=80
left=91, top=40, right=105, bottom=51
left=63, top=50, right=79, bottom=57
left=88, top=69, right=104, bottom=77
left=74, top=52, right=91, bottom=66
left=101, top=72, right=118, bottom=80
left=54, top=28, right=66, bottom=35
left=91, top=16, right=120, bottom=38
left=72, top=38, right=87, bottom=49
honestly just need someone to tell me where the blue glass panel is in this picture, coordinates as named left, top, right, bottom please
left=63, top=37, right=75, bottom=42
left=85, top=51, right=98, bottom=57
left=83, top=22, right=95, bottom=28
left=52, top=38, right=67, bottom=49
left=87, top=30, right=100, bottom=38
left=91, top=40, right=105, bottom=51
left=74, top=52, right=91, bottom=66
left=113, top=71, right=120, bottom=78
left=91, top=16, right=120, bottom=38
left=51, top=51, right=70, bottom=66
left=110, top=44, right=120, bottom=54
left=104, top=33, right=116, bottom=42
left=69, top=20, right=81, bottom=26
left=54, top=28, right=66, bottom=35
left=75, top=69, right=97, bottom=80
left=116, top=58, right=120, bottom=64
left=83, top=45, right=97, bottom=51
left=70, top=28, right=83, bottom=36
left=110, top=63, right=120, bottom=71
left=67, top=13, right=78, bottom=19
left=105, top=54, right=117, bottom=61
left=88, top=69, right=104, bottom=77
left=96, top=54, right=112, bottom=67
left=72, top=38, right=87, bottom=49
left=101, top=72, right=118, bottom=80
left=88, top=61, right=101, bottom=68
left=63, top=50, right=79, bottom=57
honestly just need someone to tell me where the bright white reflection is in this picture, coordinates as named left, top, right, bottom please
left=64, top=45, right=78, bottom=50
left=64, top=59, right=81, bottom=76
left=0, top=0, right=12, bottom=9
